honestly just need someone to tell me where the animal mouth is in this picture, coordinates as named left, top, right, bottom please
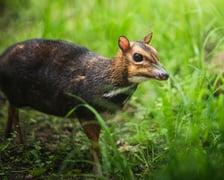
left=150, top=64, right=169, bottom=80
left=136, top=73, right=169, bottom=81
left=149, top=74, right=169, bottom=81
left=158, top=73, right=169, bottom=80
left=128, top=71, right=169, bottom=83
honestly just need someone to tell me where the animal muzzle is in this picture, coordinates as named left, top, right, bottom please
left=152, top=63, right=169, bottom=81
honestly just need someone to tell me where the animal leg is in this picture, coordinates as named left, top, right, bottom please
left=5, top=105, right=13, bottom=139
left=5, top=104, right=23, bottom=143
left=81, top=120, right=102, bottom=176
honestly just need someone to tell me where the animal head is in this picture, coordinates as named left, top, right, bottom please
left=118, top=32, right=169, bottom=83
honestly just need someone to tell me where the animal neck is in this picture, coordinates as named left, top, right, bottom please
left=110, top=51, right=131, bottom=87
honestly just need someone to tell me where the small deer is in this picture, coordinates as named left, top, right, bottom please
left=0, top=32, right=168, bottom=176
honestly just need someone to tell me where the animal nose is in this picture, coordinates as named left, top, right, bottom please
left=152, top=63, right=169, bottom=80
left=159, top=72, right=169, bottom=80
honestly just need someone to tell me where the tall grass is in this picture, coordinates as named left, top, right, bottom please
left=0, top=0, right=224, bottom=179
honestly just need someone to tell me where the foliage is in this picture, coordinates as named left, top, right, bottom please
left=0, top=0, right=224, bottom=179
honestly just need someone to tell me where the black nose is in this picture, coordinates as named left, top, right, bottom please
left=159, top=72, right=169, bottom=80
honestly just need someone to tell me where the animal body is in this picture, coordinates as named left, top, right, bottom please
left=0, top=33, right=169, bottom=175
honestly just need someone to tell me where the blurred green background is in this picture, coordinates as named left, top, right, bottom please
left=0, top=0, right=224, bottom=179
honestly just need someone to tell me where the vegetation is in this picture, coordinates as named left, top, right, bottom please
left=0, top=0, right=223, bottom=179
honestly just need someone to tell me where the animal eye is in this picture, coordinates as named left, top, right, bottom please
left=133, top=53, right=144, bottom=63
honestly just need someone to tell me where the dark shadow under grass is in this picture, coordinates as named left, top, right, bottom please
left=0, top=113, right=95, bottom=179
left=0, top=102, right=136, bottom=179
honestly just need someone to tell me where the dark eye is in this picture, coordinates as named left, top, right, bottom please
left=133, top=53, right=144, bottom=63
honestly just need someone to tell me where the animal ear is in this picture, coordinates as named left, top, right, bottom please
left=143, top=32, right=153, bottom=44
left=118, top=36, right=130, bottom=52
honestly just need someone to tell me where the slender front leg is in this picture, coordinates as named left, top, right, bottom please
left=5, top=104, right=23, bottom=143
left=81, top=120, right=102, bottom=177
left=5, top=104, right=13, bottom=139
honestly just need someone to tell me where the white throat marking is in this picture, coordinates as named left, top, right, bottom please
left=102, top=84, right=136, bottom=98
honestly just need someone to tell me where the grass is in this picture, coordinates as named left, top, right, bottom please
left=0, top=0, right=224, bottom=179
